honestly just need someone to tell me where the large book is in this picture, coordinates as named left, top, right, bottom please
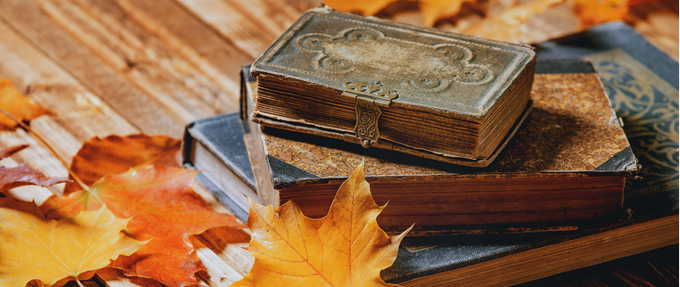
left=250, top=7, right=536, bottom=166
left=182, top=112, right=676, bottom=286
left=237, top=59, right=636, bottom=235
left=182, top=23, right=678, bottom=286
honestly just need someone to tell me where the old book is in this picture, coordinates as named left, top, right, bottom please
left=182, top=110, right=676, bottom=286
left=240, top=59, right=638, bottom=234
left=182, top=112, right=255, bottom=221
left=250, top=7, right=536, bottom=166
left=183, top=23, right=677, bottom=286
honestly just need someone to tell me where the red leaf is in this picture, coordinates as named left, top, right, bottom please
left=0, top=144, right=28, bottom=160
left=0, top=164, right=70, bottom=193
left=63, top=134, right=181, bottom=195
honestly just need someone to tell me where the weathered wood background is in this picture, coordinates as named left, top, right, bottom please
left=0, top=0, right=676, bottom=286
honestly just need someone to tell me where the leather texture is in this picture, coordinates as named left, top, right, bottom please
left=535, top=58, right=596, bottom=74
left=537, top=21, right=679, bottom=198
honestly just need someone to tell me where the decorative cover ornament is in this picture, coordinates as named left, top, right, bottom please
left=341, top=80, right=398, bottom=147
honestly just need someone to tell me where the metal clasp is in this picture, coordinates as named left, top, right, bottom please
left=341, top=81, right=398, bottom=148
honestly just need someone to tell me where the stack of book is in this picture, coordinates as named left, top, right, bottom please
left=182, top=8, right=678, bottom=286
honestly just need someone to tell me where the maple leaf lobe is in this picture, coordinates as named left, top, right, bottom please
left=233, top=161, right=410, bottom=287
left=0, top=199, right=145, bottom=287
left=44, top=164, right=243, bottom=286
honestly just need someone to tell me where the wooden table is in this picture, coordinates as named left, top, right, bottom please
left=0, top=0, right=676, bottom=286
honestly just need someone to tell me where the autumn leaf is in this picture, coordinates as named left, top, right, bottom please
left=0, top=79, right=49, bottom=130
left=420, top=0, right=474, bottom=27
left=573, top=0, right=628, bottom=29
left=461, top=0, right=566, bottom=42
left=63, top=134, right=181, bottom=195
left=232, top=161, right=412, bottom=286
left=0, top=144, right=28, bottom=160
left=0, top=198, right=145, bottom=287
left=325, top=0, right=397, bottom=16
left=0, top=164, right=70, bottom=193
left=42, top=165, right=245, bottom=286
left=0, top=144, right=70, bottom=194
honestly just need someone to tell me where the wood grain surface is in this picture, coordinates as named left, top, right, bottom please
left=0, top=0, right=676, bottom=286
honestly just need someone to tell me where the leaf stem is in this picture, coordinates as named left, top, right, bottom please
left=0, top=108, right=103, bottom=203
left=75, top=277, right=85, bottom=287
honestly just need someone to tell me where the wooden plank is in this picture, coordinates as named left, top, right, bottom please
left=0, top=0, right=185, bottom=137
left=191, top=182, right=254, bottom=286
left=173, top=0, right=285, bottom=59
left=626, top=2, right=679, bottom=61
left=113, top=0, right=252, bottom=108
left=0, top=129, right=68, bottom=195
left=0, top=156, right=54, bottom=205
left=35, top=0, right=228, bottom=120
left=96, top=268, right=163, bottom=287
left=174, top=0, right=327, bottom=60
left=0, top=21, right=139, bottom=142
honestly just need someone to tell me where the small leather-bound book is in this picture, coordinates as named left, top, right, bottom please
left=249, top=7, right=536, bottom=167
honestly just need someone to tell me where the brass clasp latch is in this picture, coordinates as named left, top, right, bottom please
left=341, top=81, right=398, bottom=148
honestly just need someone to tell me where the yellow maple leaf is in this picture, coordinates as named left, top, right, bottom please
left=324, top=0, right=398, bottom=16
left=573, top=0, right=628, bottom=29
left=0, top=199, right=146, bottom=287
left=0, top=79, right=49, bottom=130
left=420, top=0, right=474, bottom=27
left=231, top=161, right=412, bottom=286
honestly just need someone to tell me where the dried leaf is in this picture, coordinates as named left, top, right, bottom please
left=63, top=134, right=181, bottom=195
left=0, top=79, right=49, bottom=130
left=325, top=0, right=397, bottom=16
left=0, top=164, right=70, bottom=193
left=231, top=161, right=411, bottom=286
left=0, top=198, right=145, bottom=287
left=42, top=165, right=244, bottom=286
left=420, top=0, right=474, bottom=27
left=0, top=144, right=28, bottom=160
left=573, top=0, right=628, bottom=28
left=461, top=0, right=566, bottom=42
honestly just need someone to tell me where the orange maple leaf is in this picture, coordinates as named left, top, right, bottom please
left=231, top=161, right=411, bottom=286
left=0, top=79, right=49, bottom=130
left=41, top=134, right=243, bottom=286
left=573, top=0, right=628, bottom=29
left=324, top=0, right=398, bottom=16
left=42, top=165, right=244, bottom=286
left=63, top=134, right=181, bottom=195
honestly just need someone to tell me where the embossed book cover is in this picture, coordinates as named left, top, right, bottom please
left=249, top=7, right=536, bottom=167
left=238, top=61, right=637, bottom=235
